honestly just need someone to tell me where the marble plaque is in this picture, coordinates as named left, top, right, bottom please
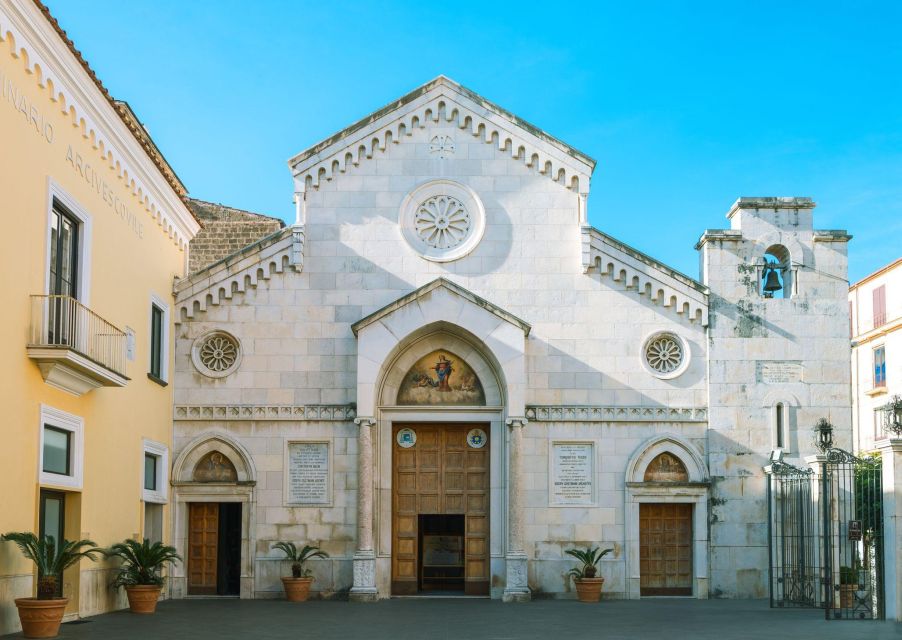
left=287, top=442, right=330, bottom=505
left=551, top=443, right=594, bottom=506
left=756, top=361, right=803, bottom=384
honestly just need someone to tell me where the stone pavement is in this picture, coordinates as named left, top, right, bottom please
left=4, top=598, right=900, bottom=640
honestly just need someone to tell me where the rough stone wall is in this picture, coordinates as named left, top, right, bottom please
left=187, top=199, right=284, bottom=274
left=700, top=199, right=851, bottom=598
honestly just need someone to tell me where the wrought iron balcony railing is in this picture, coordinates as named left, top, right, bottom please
left=28, top=294, right=127, bottom=381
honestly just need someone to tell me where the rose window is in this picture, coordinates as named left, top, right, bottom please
left=644, top=333, right=685, bottom=376
left=414, top=196, right=471, bottom=250
left=400, top=180, right=486, bottom=262
left=192, top=331, right=241, bottom=378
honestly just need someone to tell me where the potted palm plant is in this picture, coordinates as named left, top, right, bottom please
left=272, top=541, right=328, bottom=602
left=105, top=538, right=182, bottom=614
left=1, top=531, right=101, bottom=638
left=838, top=565, right=858, bottom=609
left=565, top=545, right=613, bottom=603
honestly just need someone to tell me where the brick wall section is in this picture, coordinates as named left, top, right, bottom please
left=187, top=198, right=285, bottom=274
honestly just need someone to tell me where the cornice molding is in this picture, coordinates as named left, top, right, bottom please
left=525, top=405, right=708, bottom=423
left=174, top=227, right=294, bottom=322
left=173, top=404, right=707, bottom=424
left=351, top=276, right=531, bottom=337
left=582, top=226, right=709, bottom=326
left=174, top=404, right=356, bottom=421
left=1, top=0, right=200, bottom=249
left=290, top=80, right=594, bottom=196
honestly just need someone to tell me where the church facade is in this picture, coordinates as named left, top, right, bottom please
left=169, top=77, right=852, bottom=601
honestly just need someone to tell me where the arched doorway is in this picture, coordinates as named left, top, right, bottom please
left=170, top=433, right=257, bottom=599
left=350, top=279, right=531, bottom=601
left=379, top=331, right=504, bottom=596
left=625, top=434, right=710, bottom=599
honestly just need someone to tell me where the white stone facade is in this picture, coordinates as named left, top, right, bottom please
left=170, top=78, right=852, bottom=601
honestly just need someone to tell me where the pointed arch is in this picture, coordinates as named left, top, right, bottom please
left=624, top=433, right=710, bottom=599
left=626, top=434, right=707, bottom=484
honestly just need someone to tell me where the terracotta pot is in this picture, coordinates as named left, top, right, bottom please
left=574, top=577, right=604, bottom=603
left=125, top=585, right=162, bottom=614
left=839, top=584, right=856, bottom=609
left=14, top=597, right=68, bottom=639
left=281, top=577, right=314, bottom=602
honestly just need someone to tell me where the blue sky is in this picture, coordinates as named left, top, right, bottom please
left=46, top=0, right=901, bottom=283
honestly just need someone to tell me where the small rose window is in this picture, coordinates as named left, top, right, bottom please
left=192, top=331, right=242, bottom=378
left=642, top=332, right=690, bottom=379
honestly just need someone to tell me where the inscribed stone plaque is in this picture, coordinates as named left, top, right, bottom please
left=287, top=442, right=330, bottom=505
left=756, top=361, right=803, bottom=384
left=551, top=443, right=594, bottom=506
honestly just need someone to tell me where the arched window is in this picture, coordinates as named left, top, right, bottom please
left=761, top=244, right=793, bottom=299
left=775, top=403, right=784, bottom=448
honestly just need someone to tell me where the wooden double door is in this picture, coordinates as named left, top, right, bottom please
left=392, top=424, right=490, bottom=595
left=188, top=503, right=242, bottom=596
left=639, top=503, right=693, bottom=596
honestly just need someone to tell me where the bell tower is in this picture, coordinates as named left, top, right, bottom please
left=697, top=197, right=852, bottom=597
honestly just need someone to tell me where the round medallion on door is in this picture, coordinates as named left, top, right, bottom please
left=467, top=428, right=487, bottom=449
left=396, top=428, right=417, bottom=448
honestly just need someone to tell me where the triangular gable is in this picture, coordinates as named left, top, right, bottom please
left=351, top=277, right=531, bottom=337
left=289, top=76, right=596, bottom=195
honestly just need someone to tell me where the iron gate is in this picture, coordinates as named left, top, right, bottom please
left=766, top=449, right=884, bottom=620
left=767, top=459, right=823, bottom=609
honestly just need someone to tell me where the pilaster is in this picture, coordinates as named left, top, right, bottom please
left=350, top=416, right=377, bottom=602
left=503, top=417, right=530, bottom=602
left=877, top=438, right=902, bottom=621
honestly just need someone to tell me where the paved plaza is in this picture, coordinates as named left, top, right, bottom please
left=4, top=598, right=899, bottom=640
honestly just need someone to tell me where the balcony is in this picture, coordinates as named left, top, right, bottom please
left=27, top=295, right=129, bottom=396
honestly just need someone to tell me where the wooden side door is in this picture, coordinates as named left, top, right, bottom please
left=639, top=503, right=693, bottom=596
left=188, top=503, right=219, bottom=595
left=392, top=424, right=489, bottom=595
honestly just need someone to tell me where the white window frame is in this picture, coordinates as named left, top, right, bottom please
left=142, top=439, right=169, bottom=504
left=873, top=344, right=887, bottom=389
left=45, top=178, right=92, bottom=304
left=148, top=293, right=170, bottom=383
left=39, top=405, right=84, bottom=490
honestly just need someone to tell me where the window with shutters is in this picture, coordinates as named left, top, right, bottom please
left=873, top=285, right=886, bottom=329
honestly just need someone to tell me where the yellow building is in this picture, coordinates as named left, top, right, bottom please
left=0, top=0, right=200, bottom=633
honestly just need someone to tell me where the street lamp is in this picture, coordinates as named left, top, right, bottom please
left=882, top=395, right=902, bottom=437
left=814, top=418, right=834, bottom=452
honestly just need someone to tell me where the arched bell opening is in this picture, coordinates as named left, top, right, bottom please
left=761, top=244, right=793, bottom=299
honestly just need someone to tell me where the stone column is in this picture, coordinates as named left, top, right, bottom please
left=350, top=416, right=377, bottom=602
left=503, top=417, right=530, bottom=602
left=877, top=438, right=902, bottom=621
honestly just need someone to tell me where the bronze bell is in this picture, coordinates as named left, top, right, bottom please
left=762, top=267, right=782, bottom=295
